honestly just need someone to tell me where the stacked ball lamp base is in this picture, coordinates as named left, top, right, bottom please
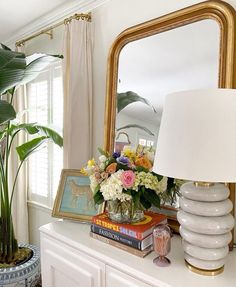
left=177, top=182, right=235, bottom=276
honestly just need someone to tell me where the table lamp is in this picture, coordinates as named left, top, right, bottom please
left=153, top=89, right=235, bottom=276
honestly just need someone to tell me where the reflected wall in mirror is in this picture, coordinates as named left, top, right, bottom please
left=104, top=0, right=236, bottom=235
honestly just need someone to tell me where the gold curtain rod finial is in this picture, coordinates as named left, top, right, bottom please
left=15, top=12, right=91, bottom=46
left=64, top=12, right=91, bottom=24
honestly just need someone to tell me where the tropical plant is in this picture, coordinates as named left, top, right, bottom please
left=0, top=44, right=63, bottom=265
left=117, top=91, right=156, bottom=136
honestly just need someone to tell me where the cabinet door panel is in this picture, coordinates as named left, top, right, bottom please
left=106, top=266, right=151, bottom=287
left=41, top=235, right=105, bottom=287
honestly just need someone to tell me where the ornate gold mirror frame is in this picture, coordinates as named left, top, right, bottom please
left=104, top=0, right=236, bottom=245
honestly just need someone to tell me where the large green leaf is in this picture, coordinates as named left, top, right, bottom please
left=143, top=188, right=161, bottom=208
left=21, top=54, right=63, bottom=85
left=16, top=136, right=48, bottom=161
left=117, top=124, right=154, bottom=136
left=0, top=48, right=26, bottom=94
left=0, top=45, right=63, bottom=94
left=8, top=123, right=63, bottom=148
left=35, top=125, right=63, bottom=147
left=117, top=91, right=157, bottom=113
left=0, top=100, right=16, bottom=124
left=8, top=123, right=38, bottom=136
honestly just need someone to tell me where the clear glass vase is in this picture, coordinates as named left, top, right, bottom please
left=106, top=199, right=144, bottom=223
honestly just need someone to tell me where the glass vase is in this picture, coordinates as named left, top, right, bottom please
left=106, top=199, right=144, bottom=223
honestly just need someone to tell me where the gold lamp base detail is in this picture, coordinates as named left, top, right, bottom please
left=185, top=261, right=224, bottom=276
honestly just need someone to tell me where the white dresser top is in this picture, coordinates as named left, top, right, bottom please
left=40, top=220, right=236, bottom=287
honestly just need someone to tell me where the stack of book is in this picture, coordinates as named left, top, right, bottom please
left=90, top=211, right=167, bottom=257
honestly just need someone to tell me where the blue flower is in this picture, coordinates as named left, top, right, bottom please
left=112, top=152, right=120, bottom=159
left=117, top=156, right=129, bottom=165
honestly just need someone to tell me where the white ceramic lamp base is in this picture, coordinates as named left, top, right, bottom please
left=177, top=182, right=235, bottom=276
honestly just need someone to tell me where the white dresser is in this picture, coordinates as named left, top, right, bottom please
left=39, top=221, right=236, bottom=287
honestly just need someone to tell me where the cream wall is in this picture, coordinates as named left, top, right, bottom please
left=27, top=0, right=236, bottom=245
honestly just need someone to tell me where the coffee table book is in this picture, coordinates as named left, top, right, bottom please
left=90, top=232, right=153, bottom=258
left=92, top=211, right=167, bottom=240
left=91, top=223, right=153, bottom=250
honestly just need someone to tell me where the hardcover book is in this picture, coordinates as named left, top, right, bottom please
left=90, top=232, right=153, bottom=258
left=91, top=223, right=153, bottom=250
left=92, top=211, right=167, bottom=240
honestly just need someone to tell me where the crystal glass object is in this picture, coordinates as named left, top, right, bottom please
left=153, top=224, right=171, bottom=267
left=106, top=199, right=144, bottom=223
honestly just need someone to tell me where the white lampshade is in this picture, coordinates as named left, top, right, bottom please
left=153, top=89, right=236, bottom=183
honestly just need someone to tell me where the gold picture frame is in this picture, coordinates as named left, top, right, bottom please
left=52, top=169, right=105, bottom=222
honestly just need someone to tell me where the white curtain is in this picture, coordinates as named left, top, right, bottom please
left=63, top=19, right=93, bottom=169
left=9, top=45, right=29, bottom=243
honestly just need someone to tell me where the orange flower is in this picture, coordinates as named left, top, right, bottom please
left=135, top=156, right=152, bottom=170
left=106, top=163, right=117, bottom=174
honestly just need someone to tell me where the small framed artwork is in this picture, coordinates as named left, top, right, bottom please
left=52, top=169, right=104, bottom=222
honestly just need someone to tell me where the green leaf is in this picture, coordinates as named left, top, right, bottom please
left=143, top=188, right=161, bottom=208
left=93, top=190, right=104, bottom=205
left=16, top=136, right=48, bottom=161
left=97, top=147, right=109, bottom=157
left=8, top=123, right=63, bottom=147
left=117, top=124, right=154, bottom=136
left=21, top=54, right=63, bottom=85
left=1, top=44, right=11, bottom=51
left=135, top=166, right=149, bottom=173
left=140, top=194, right=152, bottom=209
left=117, top=91, right=157, bottom=113
left=0, top=48, right=26, bottom=94
left=35, top=125, right=63, bottom=147
left=151, top=172, right=163, bottom=181
left=0, top=100, right=16, bottom=124
left=8, top=123, right=38, bottom=136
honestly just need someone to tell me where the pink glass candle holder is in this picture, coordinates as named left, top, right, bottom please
left=153, top=224, right=171, bottom=267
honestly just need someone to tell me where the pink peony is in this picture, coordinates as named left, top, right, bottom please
left=121, top=170, right=135, bottom=189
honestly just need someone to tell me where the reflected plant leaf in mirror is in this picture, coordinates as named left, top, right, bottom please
left=117, top=91, right=157, bottom=113
left=117, top=124, right=154, bottom=136
left=117, top=91, right=157, bottom=135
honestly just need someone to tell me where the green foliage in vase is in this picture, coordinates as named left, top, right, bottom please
left=0, top=44, right=63, bottom=264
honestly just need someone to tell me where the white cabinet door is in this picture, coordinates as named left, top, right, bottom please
left=41, top=235, right=105, bottom=287
left=106, top=266, right=152, bottom=287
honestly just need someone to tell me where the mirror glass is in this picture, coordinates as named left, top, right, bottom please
left=115, top=19, right=220, bottom=214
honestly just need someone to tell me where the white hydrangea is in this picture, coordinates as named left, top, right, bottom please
left=99, top=155, right=107, bottom=163
left=100, top=170, right=124, bottom=201
left=99, top=162, right=106, bottom=170
left=156, top=177, right=168, bottom=194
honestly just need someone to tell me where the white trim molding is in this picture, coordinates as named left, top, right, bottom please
left=5, top=0, right=109, bottom=47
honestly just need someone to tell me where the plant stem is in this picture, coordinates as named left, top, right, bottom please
left=10, top=160, right=24, bottom=207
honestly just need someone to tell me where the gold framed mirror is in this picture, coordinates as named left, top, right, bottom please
left=103, top=0, right=236, bottom=241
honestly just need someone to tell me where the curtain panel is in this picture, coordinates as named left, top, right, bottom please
left=63, top=19, right=93, bottom=169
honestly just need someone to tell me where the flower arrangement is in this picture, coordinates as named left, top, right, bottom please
left=82, top=146, right=167, bottom=222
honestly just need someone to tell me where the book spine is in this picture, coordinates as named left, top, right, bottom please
left=92, top=217, right=145, bottom=240
left=91, top=224, right=153, bottom=250
left=90, top=232, right=152, bottom=258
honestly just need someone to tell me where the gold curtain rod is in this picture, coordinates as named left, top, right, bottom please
left=15, top=12, right=91, bottom=47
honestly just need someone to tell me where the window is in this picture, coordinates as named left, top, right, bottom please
left=138, top=137, right=154, bottom=147
left=27, top=62, right=63, bottom=208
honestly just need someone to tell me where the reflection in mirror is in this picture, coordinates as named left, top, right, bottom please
left=115, top=20, right=220, bottom=215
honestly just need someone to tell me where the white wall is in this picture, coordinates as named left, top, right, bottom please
left=26, top=0, right=236, bottom=245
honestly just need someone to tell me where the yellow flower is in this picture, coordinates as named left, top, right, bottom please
left=122, top=147, right=136, bottom=162
left=87, top=158, right=95, bottom=167
left=80, top=168, right=88, bottom=176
